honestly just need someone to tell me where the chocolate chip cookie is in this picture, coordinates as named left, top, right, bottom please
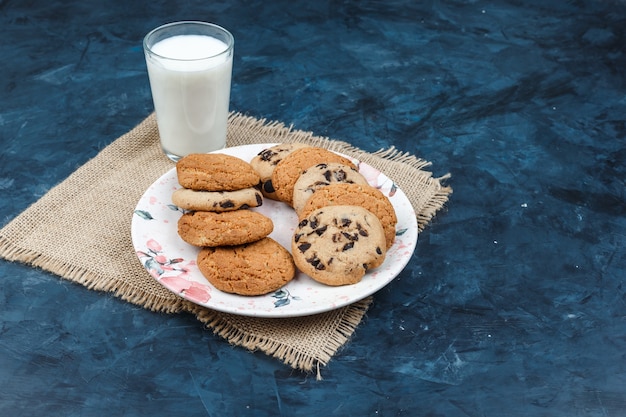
left=299, top=183, right=398, bottom=249
left=292, top=162, right=369, bottom=216
left=249, top=143, right=310, bottom=200
left=291, top=205, right=387, bottom=286
left=172, top=187, right=263, bottom=212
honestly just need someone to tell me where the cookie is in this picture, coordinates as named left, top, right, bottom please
left=291, top=205, right=387, bottom=286
left=271, top=147, right=358, bottom=205
left=299, top=183, right=397, bottom=249
left=292, top=162, right=369, bottom=216
left=176, top=153, right=261, bottom=191
left=197, top=237, right=296, bottom=296
left=172, top=187, right=263, bottom=212
left=178, top=210, right=273, bottom=247
left=250, top=143, right=310, bottom=200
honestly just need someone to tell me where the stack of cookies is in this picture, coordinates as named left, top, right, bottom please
left=250, top=144, right=398, bottom=287
left=174, top=153, right=296, bottom=296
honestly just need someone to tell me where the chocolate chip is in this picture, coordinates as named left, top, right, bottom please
left=342, top=242, right=354, bottom=251
left=357, top=223, right=369, bottom=237
left=255, top=193, right=263, bottom=206
left=376, top=247, right=383, bottom=255
left=220, top=200, right=235, bottom=208
left=298, top=219, right=309, bottom=228
left=307, top=255, right=325, bottom=270
left=263, top=180, right=275, bottom=193
left=298, top=242, right=311, bottom=253
left=342, top=232, right=358, bottom=241
left=259, top=149, right=277, bottom=161
left=323, top=170, right=332, bottom=182
left=340, top=218, right=352, bottom=227
left=240, top=204, right=250, bottom=209
left=315, top=225, right=328, bottom=236
left=334, top=169, right=347, bottom=181
left=310, top=217, right=319, bottom=229
left=294, top=233, right=303, bottom=243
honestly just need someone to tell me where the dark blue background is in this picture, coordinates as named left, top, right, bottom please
left=2, top=0, right=625, bottom=415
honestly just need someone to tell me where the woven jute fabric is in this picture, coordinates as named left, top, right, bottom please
left=0, top=113, right=451, bottom=377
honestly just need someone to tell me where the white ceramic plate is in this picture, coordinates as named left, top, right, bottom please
left=131, top=143, right=418, bottom=318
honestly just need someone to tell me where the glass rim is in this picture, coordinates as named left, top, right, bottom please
left=143, top=21, right=234, bottom=62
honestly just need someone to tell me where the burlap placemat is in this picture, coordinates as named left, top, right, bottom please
left=0, top=112, right=451, bottom=377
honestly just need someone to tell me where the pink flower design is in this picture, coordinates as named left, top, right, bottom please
left=160, top=275, right=192, bottom=292
left=137, top=239, right=208, bottom=302
left=184, top=283, right=211, bottom=303
left=154, top=255, right=168, bottom=264
left=160, top=276, right=211, bottom=303
left=138, top=239, right=190, bottom=280
left=147, top=239, right=162, bottom=252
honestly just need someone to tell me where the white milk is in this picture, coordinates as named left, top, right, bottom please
left=145, top=34, right=233, bottom=159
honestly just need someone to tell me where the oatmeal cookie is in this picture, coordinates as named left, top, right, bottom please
left=197, top=237, right=295, bottom=296
left=176, top=153, right=260, bottom=191
left=177, top=210, right=273, bottom=247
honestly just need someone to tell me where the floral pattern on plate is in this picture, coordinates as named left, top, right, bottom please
left=131, top=143, right=418, bottom=318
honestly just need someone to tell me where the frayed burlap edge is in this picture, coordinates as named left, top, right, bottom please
left=188, top=296, right=373, bottom=380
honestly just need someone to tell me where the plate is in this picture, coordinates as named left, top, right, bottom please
left=131, top=143, right=418, bottom=318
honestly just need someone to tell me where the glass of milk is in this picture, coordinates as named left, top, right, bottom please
left=143, top=21, right=234, bottom=161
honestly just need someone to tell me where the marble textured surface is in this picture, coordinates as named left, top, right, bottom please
left=1, top=0, right=625, bottom=415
